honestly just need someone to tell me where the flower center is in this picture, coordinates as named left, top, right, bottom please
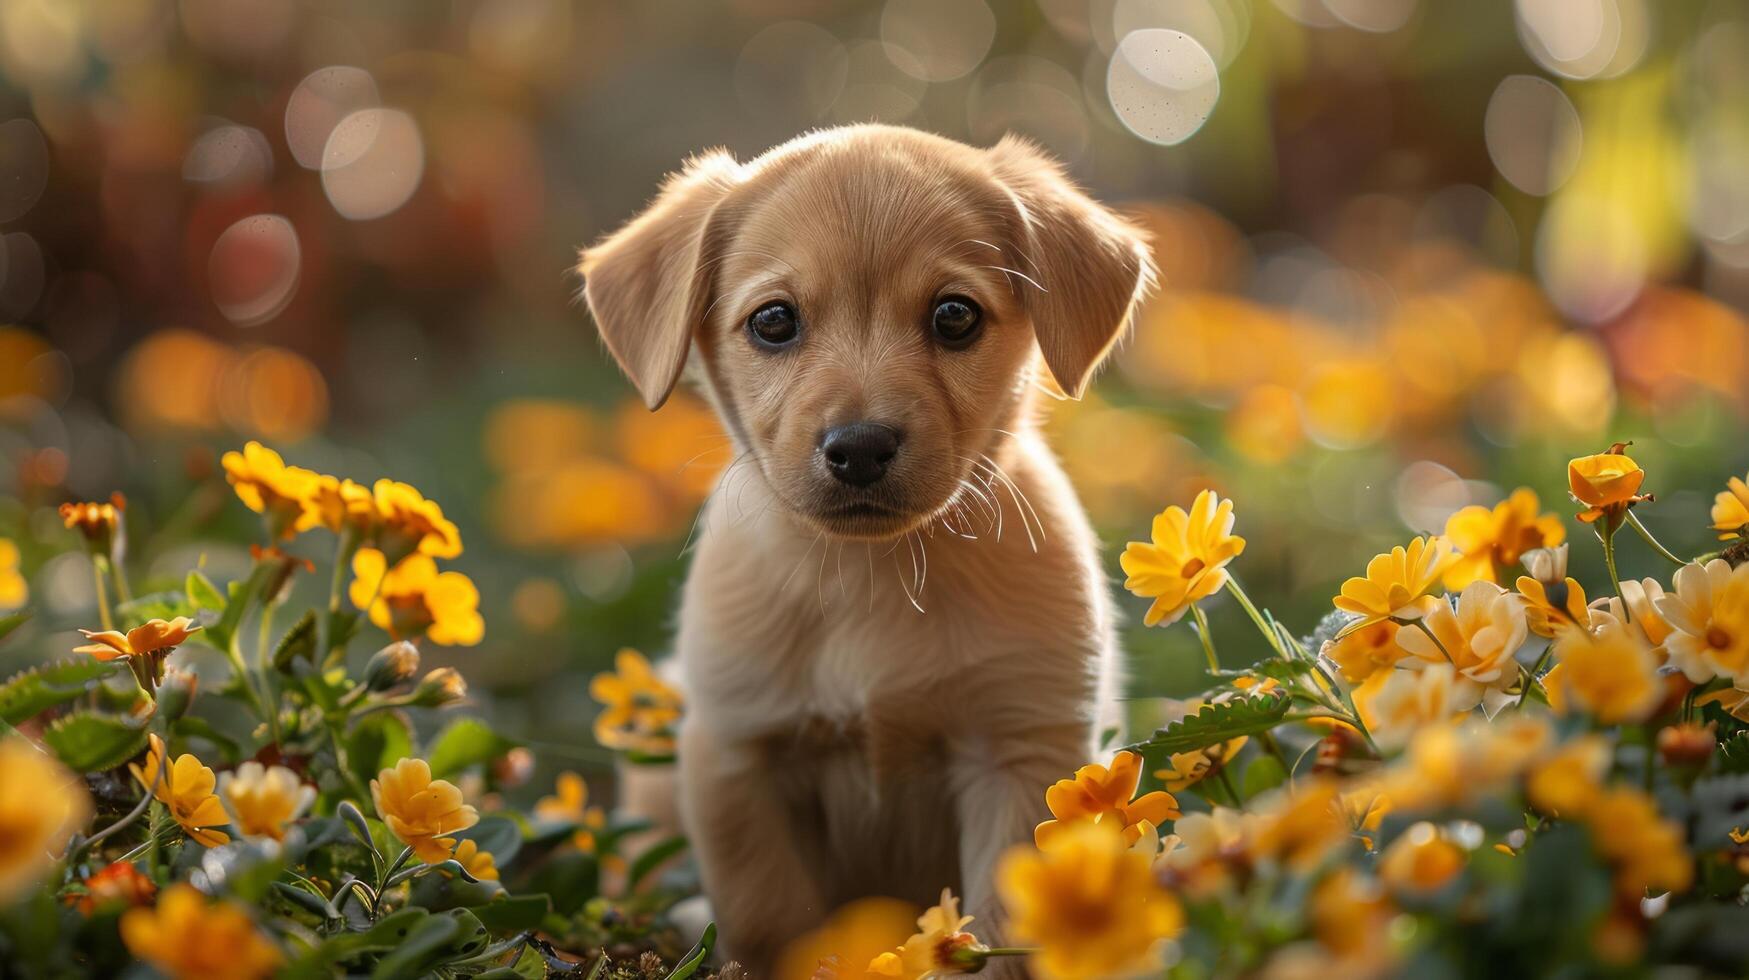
left=1707, top=626, right=1732, bottom=650
left=1181, top=557, right=1206, bottom=579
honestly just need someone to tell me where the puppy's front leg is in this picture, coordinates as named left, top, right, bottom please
left=679, top=721, right=826, bottom=974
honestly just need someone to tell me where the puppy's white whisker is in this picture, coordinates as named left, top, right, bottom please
left=778, top=531, right=824, bottom=597
left=979, top=452, right=1043, bottom=552
left=981, top=265, right=1046, bottom=294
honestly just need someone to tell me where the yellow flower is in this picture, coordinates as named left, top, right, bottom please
left=222, top=441, right=320, bottom=540
left=1156, top=736, right=1246, bottom=793
left=372, top=479, right=463, bottom=565
left=307, top=474, right=375, bottom=535
left=451, top=838, right=500, bottom=881
left=1378, top=822, right=1465, bottom=894
left=1567, top=445, right=1651, bottom=525
left=1120, top=489, right=1247, bottom=627
left=1525, top=735, right=1609, bottom=818
left=129, top=734, right=230, bottom=847
left=0, top=538, right=26, bottom=610
left=1441, top=488, right=1566, bottom=588
left=1379, top=715, right=1553, bottom=812
left=75, top=617, right=202, bottom=661
left=778, top=898, right=918, bottom=980
left=998, top=821, right=1183, bottom=980
left=1333, top=536, right=1454, bottom=631
left=590, top=648, right=684, bottom=755
left=1594, top=577, right=1675, bottom=651
left=1320, top=619, right=1409, bottom=684
left=1036, top=749, right=1180, bottom=848
left=0, top=737, right=92, bottom=904
left=867, top=888, right=982, bottom=980
left=534, top=772, right=607, bottom=852
left=58, top=493, right=126, bottom=556
left=1514, top=545, right=1589, bottom=637
left=1249, top=778, right=1351, bottom=871
left=1712, top=472, right=1749, bottom=540
left=1353, top=663, right=1468, bottom=749
left=1654, top=558, right=1749, bottom=682
left=1583, top=787, right=1692, bottom=899
left=217, top=762, right=315, bottom=842
left=350, top=549, right=484, bottom=646
left=1309, top=868, right=1396, bottom=968
left=371, top=758, right=479, bottom=864
left=120, top=884, right=282, bottom=980
left=1396, top=581, right=1529, bottom=705
left=1158, top=806, right=1256, bottom=897
left=1547, top=617, right=1661, bottom=724
left=1695, top=680, right=1749, bottom=723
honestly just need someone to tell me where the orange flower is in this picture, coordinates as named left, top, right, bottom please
left=73, top=861, right=157, bottom=914
left=535, top=772, right=607, bottom=852
left=1515, top=545, right=1589, bottom=637
left=1035, top=750, right=1179, bottom=848
left=1378, top=822, right=1465, bottom=894
left=1333, top=536, right=1454, bottom=631
left=1711, top=472, right=1749, bottom=540
left=590, top=649, right=684, bottom=755
left=1120, top=489, right=1247, bottom=627
left=372, top=479, right=462, bottom=565
left=121, top=884, right=282, bottom=980
left=1567, top=445, right=1651, bottom=525
left=59, top=493, right=126, bottom=556
left=350, top=549, right=483, bottom=646
left=307, top=474, right=375, bottom=536
left=451, top=838, right=500, bottom=881
left=1441, top=488, right=1566, bottom=588
left=0, top=538, right=24, bottom=611
left=370, top=758, right=479, bottom=864
left=75, top=617, right=202, bottom=662
left=222, top=441, right=320, bottom=541
left=1320, top=619, right=1409, bottom=684
left=128, top=734, right=230, bottom=847
left=0, top=737, right=92, bottom=904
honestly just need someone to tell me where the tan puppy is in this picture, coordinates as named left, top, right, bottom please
left=580, top=125, right=1152, bottom=974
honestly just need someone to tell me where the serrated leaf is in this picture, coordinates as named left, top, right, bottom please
left=1126, top=691, right=1292, bottom=756
left=427, top=718, right=520, bottom=780
left=42, top=710, right=148, bottom=772
left=0, top=659, right=121, bottom=725
left=273, top=610, right=318, bottom=671
left=1717, top=732, right=1749, bottom=775
left=0, top=611, right=30, bottom=645
left=186, top=570, right=226, bottom=612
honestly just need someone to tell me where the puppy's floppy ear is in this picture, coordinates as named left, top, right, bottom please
left=988, top=135, right=1155, bottom=399
left=579, top=150, right=741, bottom=410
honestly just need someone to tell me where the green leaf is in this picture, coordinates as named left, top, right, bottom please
left=1717, top=732, right=1749, bottom=775
left=1126, top=691, right=1293, bottom=756
left=509, top=945, right=548, bottom=980
left=42, top=710, right=148, bottom=772
left=526, top=852, right=599, bottom=915
left=665, top=923, right=716, bottom=980
left=272, top=610, right=318, bottom=671
left=1242, top=755, right=1288, bottom=798
left=627, top=834, right=688, bottom=892
left=427, top=718, right=520, bottom=780
left=471, top=894, right=551, bottom=932
left=0, top=610, right=30, bottom=645
left=186, top=570, right=226, bottom=613
left=0, top=659, right=120, bottom=725
left=113, top=591, right=194, bottom=627
left=346, top=712, right=414, bottom=792
left=171, top=715, right=243, bottom=764
left=205, top=561, right=275, bottom=654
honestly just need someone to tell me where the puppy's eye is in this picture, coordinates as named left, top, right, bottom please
left=931, top=296, right=982, bottom=348
left=746, top=301, right=800, bottom=349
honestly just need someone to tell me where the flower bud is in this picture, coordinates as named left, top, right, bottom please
left=155, top=668, right=199, bottom=722
left=364, top=641, right=421, bottom=691
left=411, top=667, right=467, bottom=707
left=1656, top=722, right=1715, bottom=769
left=491, top=747, right=534, bottom=788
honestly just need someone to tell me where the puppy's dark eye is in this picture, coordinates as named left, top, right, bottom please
left=747, top=301, right=800, bottom=349
left=931, top=296, right=982, bottom=348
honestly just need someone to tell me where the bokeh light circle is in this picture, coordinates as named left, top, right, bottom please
left=1484, top=75, right=1582, bottom=197
left=1514, top=0, right=1649, bottom=80
left=1106, top=29, right=1220, bottom=146
left=285, top=66, right=380, bottom=170
left=208, top=215, right=301, bottom=326
left=879, top=0, right=996, bottom=83
left=735, top=21, right=849, bottom=121
left=183, top=124, right=275, bottom=185
left=1111, top=0, right=1251, bottom=69
left=320, top=108, right=425, bottom=221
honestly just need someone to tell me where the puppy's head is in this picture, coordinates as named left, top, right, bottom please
left=580, top=126, right=1152, bottom=540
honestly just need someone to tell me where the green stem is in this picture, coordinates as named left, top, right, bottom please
left=1625, top=512, right=1686, bottom=568
left=109, top=552, right=133, bottom=607
left=1410, top=617, right=1456, bottom=664
left=979, top=948, right=1037, bottom=958
left=1216, top=763, right=1244, bottom=806
left=91, top=558, right=114, bottom=632
left=1189, top=603, right=1220, bottom=676
left=1224, top=577, right=1285, bottom=658
left=1513, top=645, right=1555, bottom=711
left=258, top=600, right=283, bottom=744
left=326, top=719, right=373, bottom=802
left=1599, top=528, right=1628, bottom=622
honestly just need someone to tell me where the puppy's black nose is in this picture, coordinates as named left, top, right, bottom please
left=820, top=422, right=901, bottom=487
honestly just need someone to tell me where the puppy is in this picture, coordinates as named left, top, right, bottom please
left=580, top=125, right=1152, bottom=974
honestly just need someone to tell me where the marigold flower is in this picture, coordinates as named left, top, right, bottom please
left=1379, top=822, right=1465, bottom=894
left=370, top=757, right=479, bottom=864
left=1525, top=735, right=1609, bottom=818
left=59, top=492, right=126, bottom=557
left=222, top=441, right=320, bottom=541
left=1712, top=472, right=1749, bottom=540
left=1333, top=536, right=1454, bottom=631
left=997, top=820, right=1182, bottom=980
left=535, top=772, right=607, bottom=852
left=1155, top=736, right=1246, bottom=793
left=1120, top=489, right=1247, bottom=628
left=1441, top=488, right=1566, bottom=589
left=0, top=737, right=92, bottom=904
left=867, top=888, right=983, bottom=980
left=218, top=762, right=315, bottom=842
left=451, top=838, right=500, bottom=881
left=129, top=734, right=229, bottom=847
left=74, top=617, right=202, bottom=661
left=1654, top=558, right=1749, bottom=682
left=1354, top=663, right=1469, bottom=749
left=351, top=549, right=484, bottom=647
left=1035, top=749, right=1179, bottom=848
left=1567, top=445, right=1651, bottom=525
left=1514, top=544, right=1590, bottom=637
left=72, top=860, right=156, bottom=914
left=1546, top=617, right=1661, bottom=724
left=590, top=649, right=683, bottom=755
left=121, top=884, right=282, bottom=980
left=308, top=473, right=375, bottom=536
left=1320, top=618, right=1409, bottom=684
left=1396, top=581, right=1529, bottom=708
left=372, top=479, right=463, bottom=565
left=0, top=538, right=26, bottom=611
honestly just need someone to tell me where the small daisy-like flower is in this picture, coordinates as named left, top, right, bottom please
left=1396, top=581, right=1529, bottom=706
left=218, top=762, right=316, bottom=843
left=1567, top=444, right=1651, bottom=526
left=74, top=617, right=202, bottom=662
left=1712, top=472, right=1749, bottom=541
left=867, top=888, right=984, bottom=980
left=1320, top=619, right=1410, bottom=684
left=1353, top=662, right=1469, bottom=749
left=59, top=493, right=126, bottom=558
left=1155, top=736, right=1247, bottom=793
left=371, top=479, right=463, bottom=566
left=370, top=757, right=479, bottom=865
left=534, top=772, right=608, bottom=852
left=1334, top=536, right=1454, bottom=632
left=1120, top=489, right=1247, bottom=627
left=222, top=441, right=321, bottom=541
left=1036, top=749, right=1179, bottom=848
left=350, top=549, right=484, bottom=647
left=128, top=734, right=230, bottom=847
left=589, top=649, right=684, bottom=755
left=1654, top=558, right=1749, bottom=682
left=1545, top=615, right=1662, bottom=724
left=1441, top=488, right=1566, bottom=589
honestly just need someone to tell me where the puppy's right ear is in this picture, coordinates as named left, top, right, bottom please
left=579, top=150, right=741, bottom=410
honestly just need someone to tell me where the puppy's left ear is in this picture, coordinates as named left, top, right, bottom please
left=988, top=135, right=1155, bottom=398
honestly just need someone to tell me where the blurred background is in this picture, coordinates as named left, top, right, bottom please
left=0, top=0, right=1745, bottom=789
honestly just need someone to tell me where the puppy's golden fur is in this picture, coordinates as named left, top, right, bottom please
left=581, top=125, right=1152, bottom=974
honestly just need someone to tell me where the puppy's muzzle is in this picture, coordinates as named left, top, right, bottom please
left=819, top=421, right=902, bottom=487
